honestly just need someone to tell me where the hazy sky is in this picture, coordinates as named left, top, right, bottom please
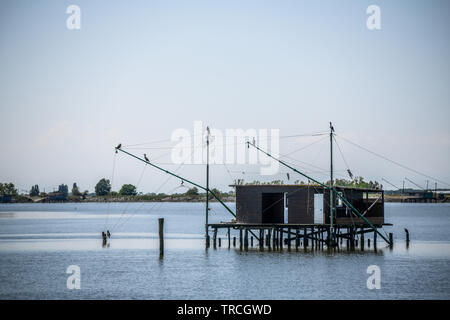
left=1, top=0, right=449, bottom=194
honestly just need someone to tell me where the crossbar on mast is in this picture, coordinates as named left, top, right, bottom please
left=116, top=147, right=236, bottom=218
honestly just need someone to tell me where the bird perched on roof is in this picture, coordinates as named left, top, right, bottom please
left=144, top=154, right=150, bottom=162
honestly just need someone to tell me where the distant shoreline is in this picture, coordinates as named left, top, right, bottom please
left=2, top=195, right=448, bottom=204
left=1, top=196, right=236, bottom=204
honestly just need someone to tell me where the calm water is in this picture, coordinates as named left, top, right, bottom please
left=0, top=202, right=449, bottom=299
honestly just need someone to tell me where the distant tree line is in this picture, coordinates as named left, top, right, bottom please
left=1, top=175, right=382, bottom=203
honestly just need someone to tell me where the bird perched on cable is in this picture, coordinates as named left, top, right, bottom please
left=115, top=143, right=121, bottom=153
left=286, top=173, right=290, bottom=181
left=181, top=180, right=184, bottom=186
left=144, top=154, right=150, bottom=163
left=252, top=137, right=256, bottom=145
left=347, top=169, right=353, bottom=179
left=329, top=122, right=334, bottom=132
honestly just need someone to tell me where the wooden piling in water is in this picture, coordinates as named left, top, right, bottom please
left=368, top=238, right=370, bottom=248
left=239, top=229, right=243, bottom=250
left=250, top=236, right=253, bottom=247
left=295, top=229, right=299, bottom=250
left=389, top=233, right=393, bottom=248
left=158, top=218, right=164, bottom=258
left=360, top=229, right=364, bottom=251
left=259, top=229, right=263, bottom=248
left=373, top=230, right=377, bottom=250
left=272, top=228, right=276, bottom=248
left=303, top=228, right=308, bottom=249
left=280, top=228, right=283, bottom=250
left=228, top=227, right=231, bottom=248
left=244, top=229, right=248, bottom=249
left=219, top=238, right=221, bottom=247
left=287, top=227, right=291, bottom=250
left=213, top=228, right=217, bottom=248
left=350, top=227, right=355, bottom=249
left=233, top=236, right=236, bottom=247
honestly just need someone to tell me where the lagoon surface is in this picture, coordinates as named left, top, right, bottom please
left=0, top=202, right=449, bottom=299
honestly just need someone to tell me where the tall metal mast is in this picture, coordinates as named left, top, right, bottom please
left=329, top=122, right=335, bottom=242
left=205, top=127, right=210, bottom=240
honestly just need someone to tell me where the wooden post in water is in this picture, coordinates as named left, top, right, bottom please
left=250, top=236, right=253, bottom=247
left=272, top=228, right=276, bottom=248
left=233, top=236, right=236, bottom=247
left=389, top=233, right=393, bottom=248
left=213, top=228, right=217, bottom=248
left=368, top=238, right=370, bottom=248
left=360, top=229, right=365, bottom=251
left=244, top=229, right=248, bottom=249
left=287, top=227, right=291, bottom=250
left=158, top=218, right=164, bottom=258
left=303, top=228, right=308, bottom=249
left=280, top=228, right=283, bottom=250
left=350, top=227, right=355, bottom=249
left=295, top=229, right=299, bottom=250
left=218, top=238, right=221, bottom=247
left=267, top=229, right=271, bottom=247
left=239, top=229, right=243, bottom=250
left=259, top=229, right=263, bottom=248
left=228, top=227, right=231, bottom=248
left=373, top=230, right=377, bottom=250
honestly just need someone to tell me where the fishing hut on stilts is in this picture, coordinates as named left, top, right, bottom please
left=114, top=123, right=393, bottom=252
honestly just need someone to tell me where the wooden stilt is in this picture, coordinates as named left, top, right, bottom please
left=360, top=229, right=364, bottom=251
left=287, top=227, right=291, bottom=250
left=272, top=228, right=276, bottom=248
left=373, top=230, right=377, bottom=250
left=259, top=229, right=263, bottom=248
left=239, top=229, right=243, bottom=250
left=228, top=227, right=231, bottom=248
left=244, top=229, right=248, bottom=249
left=295, top=229, right=299, bottom=250
left=280, top=228, right=283, bottom=250
left=303, top=228, right=308, bottom=249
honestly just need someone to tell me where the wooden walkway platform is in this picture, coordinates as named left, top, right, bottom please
left=206, top=222, right=393, bottom=251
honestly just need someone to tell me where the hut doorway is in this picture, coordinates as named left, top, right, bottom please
left=314, top=194, right=324, bottom=223
left=261, top=193, right=284, bottom=223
